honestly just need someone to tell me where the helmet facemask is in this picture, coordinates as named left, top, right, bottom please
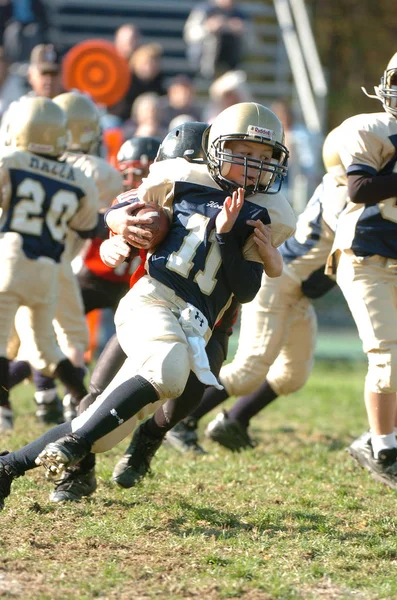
left=375, top=67, right=397, bottom=117
left=208, top=134, right=288, bottom=196
left=118, top=158, right=151, bottom=190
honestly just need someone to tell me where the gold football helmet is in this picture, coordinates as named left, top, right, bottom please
left=53, top=91, right=101, bottom=154
left=204, top=102, right=289, bottom=195
left=362, top=53, right=397, bottom=117
left=322, top=127, right=346, bottom=185
left=7, top=96, right=67, bottom=157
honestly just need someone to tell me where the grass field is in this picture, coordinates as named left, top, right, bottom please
left=1, top=359, right=397, bottom=600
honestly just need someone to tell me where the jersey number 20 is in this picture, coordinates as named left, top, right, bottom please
left=10, top=178, right=79, bottom=241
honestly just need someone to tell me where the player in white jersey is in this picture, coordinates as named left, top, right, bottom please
left=10, top=92, right=123, bottom=423
left=326, top=53, right=397, bottom=489
left=0, top=102, right=296, bottom=509
left=0, top=96, right=98, bottom=432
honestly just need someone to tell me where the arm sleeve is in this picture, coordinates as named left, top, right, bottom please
left=347, top=171, right=397, bottom=205
left=215, top=231, right=263, bottom=304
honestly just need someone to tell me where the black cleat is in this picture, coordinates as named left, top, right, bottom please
left=35, top=434, right=92, bottom=480
left=205, top=411, right=256, bottom=451
left=35, top=396, right=64, bottom=425
left=347, top=431, right=397, bottom=490
left=50, top=466, right=97, bottom=503
left=165, top=419, right=207, bottom=455
left=112, top=424, right=163, bottom=488
left=0, top=454, right=18, bottom=510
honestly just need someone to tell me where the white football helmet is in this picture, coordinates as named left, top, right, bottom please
left=204, top=102, right=289, bottom=196
left=363, top=53, right=397, bottom=117
left=7, top=96, right=67, bottom=157
left=53, top=91, right=101, bottom=154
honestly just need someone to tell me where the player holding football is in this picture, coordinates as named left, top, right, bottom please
left=327, top=53, right=397, bottom=490
left=0, top=96, right=99, bottom=433
left=113, top=127, right=347, bottom=470
left=0, top=102, right=296, bottom=509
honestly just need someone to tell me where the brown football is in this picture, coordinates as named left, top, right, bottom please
left=133, top=202, right=170, bottom=249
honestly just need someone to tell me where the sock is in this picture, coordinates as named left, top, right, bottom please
left=9, top=361, right=32, bottom=389
left=371, top=432, right=397, bottom=458
left=54, top=359, right=87, bottom=402
left=0, top=356, right=10, bottom=408
left=140, top=415, right=166, bottom=440
left=228, top=380, right=279, bottom=427
left=64, top=366, right=86, bottom=396
left=1, top=422, right=72, bottom=474
left=189, top=386, right=229, bottom=421
left=74, top=375, right=159, bottom=446
left=33, top=369, right=56, bottom=391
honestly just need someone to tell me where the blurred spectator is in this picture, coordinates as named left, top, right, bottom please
left=119, top=43, right=165, bottom=122
left=0, top=46, right=25, bottom=121
left=123, top=92, right=166, bottom=140
left=1, top=0, right=50, bottom=64
left=114, top=23, right=141, bottom=63
left=270, top=99, right=322, bottom=211
left=183, top=0, right=253, bottom=80
left=159, top=74, right=202, bottom=130
left=0, top=43, right=63, bottom=138
left=26, top=43, right=63, bottom=98
left=203, top=69, right=252, bottom=122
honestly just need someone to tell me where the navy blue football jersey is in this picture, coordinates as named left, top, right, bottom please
left=0, top=150, right=98, bottom=262
left=146, top=181, right=270, bottom=328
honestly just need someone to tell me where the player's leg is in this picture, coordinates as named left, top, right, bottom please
left=338, top=254, right=397, bottom=489
left=35, top=285, right=194, bottom=479
left=112, top=329, right=228, bottom=488
left=49, top=333, right=127, bottom=502
left=221, top=299, right=317, bottom=443
left=0, top=294, right=20, bottom=432
left=44, top=260, right=89, bottom=421
left=205, top=274, right=301, bottom=449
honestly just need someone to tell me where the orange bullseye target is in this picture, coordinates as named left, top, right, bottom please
left=62, top=39, right=131, bottom=107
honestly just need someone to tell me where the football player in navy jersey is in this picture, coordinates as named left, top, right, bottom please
left=0, top=96, right=99, bottom=434
left=326, top=53, right=397, bottom=490
left=115, top=128, right=346, bottom=467
left=0, top=102, right=296, bottom=509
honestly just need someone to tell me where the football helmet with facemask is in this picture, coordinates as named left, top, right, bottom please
left=7, top=96, right=67, bottom=157
left=53, top=91, right=101, bottom=154
left=362, top=53, right=397, bottom=118
left=204, top=102, right=288, bottom=196
left=156, top=121, right=208, bottom=164
left=117, top=136, right=161, bottom=190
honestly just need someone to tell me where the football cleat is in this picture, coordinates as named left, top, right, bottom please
left=347, top=431, right=397, bottom=490
left=34, top=390, right=64, bottom=425
left=50, top=466, right=97, bottom=503
left=35, top=434, right=91, bottom=479
left=62, top=393, right=78, bottom=422
left=112, top=424, right=163, bottom=488
left=205, top=411, right=256, bottom=452
left=0, top=407, right=13, bottom=433
left=165, top=420, right=207, bottom=455
left=0, top=455, right=17, bottom=510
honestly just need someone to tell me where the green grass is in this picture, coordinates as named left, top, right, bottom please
left=1, top=360, right=397, bottom=600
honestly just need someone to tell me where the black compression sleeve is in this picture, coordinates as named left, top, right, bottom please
left=215, top=231, right=263, bottom=303
left=347, top=172, right=397, bottom=205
